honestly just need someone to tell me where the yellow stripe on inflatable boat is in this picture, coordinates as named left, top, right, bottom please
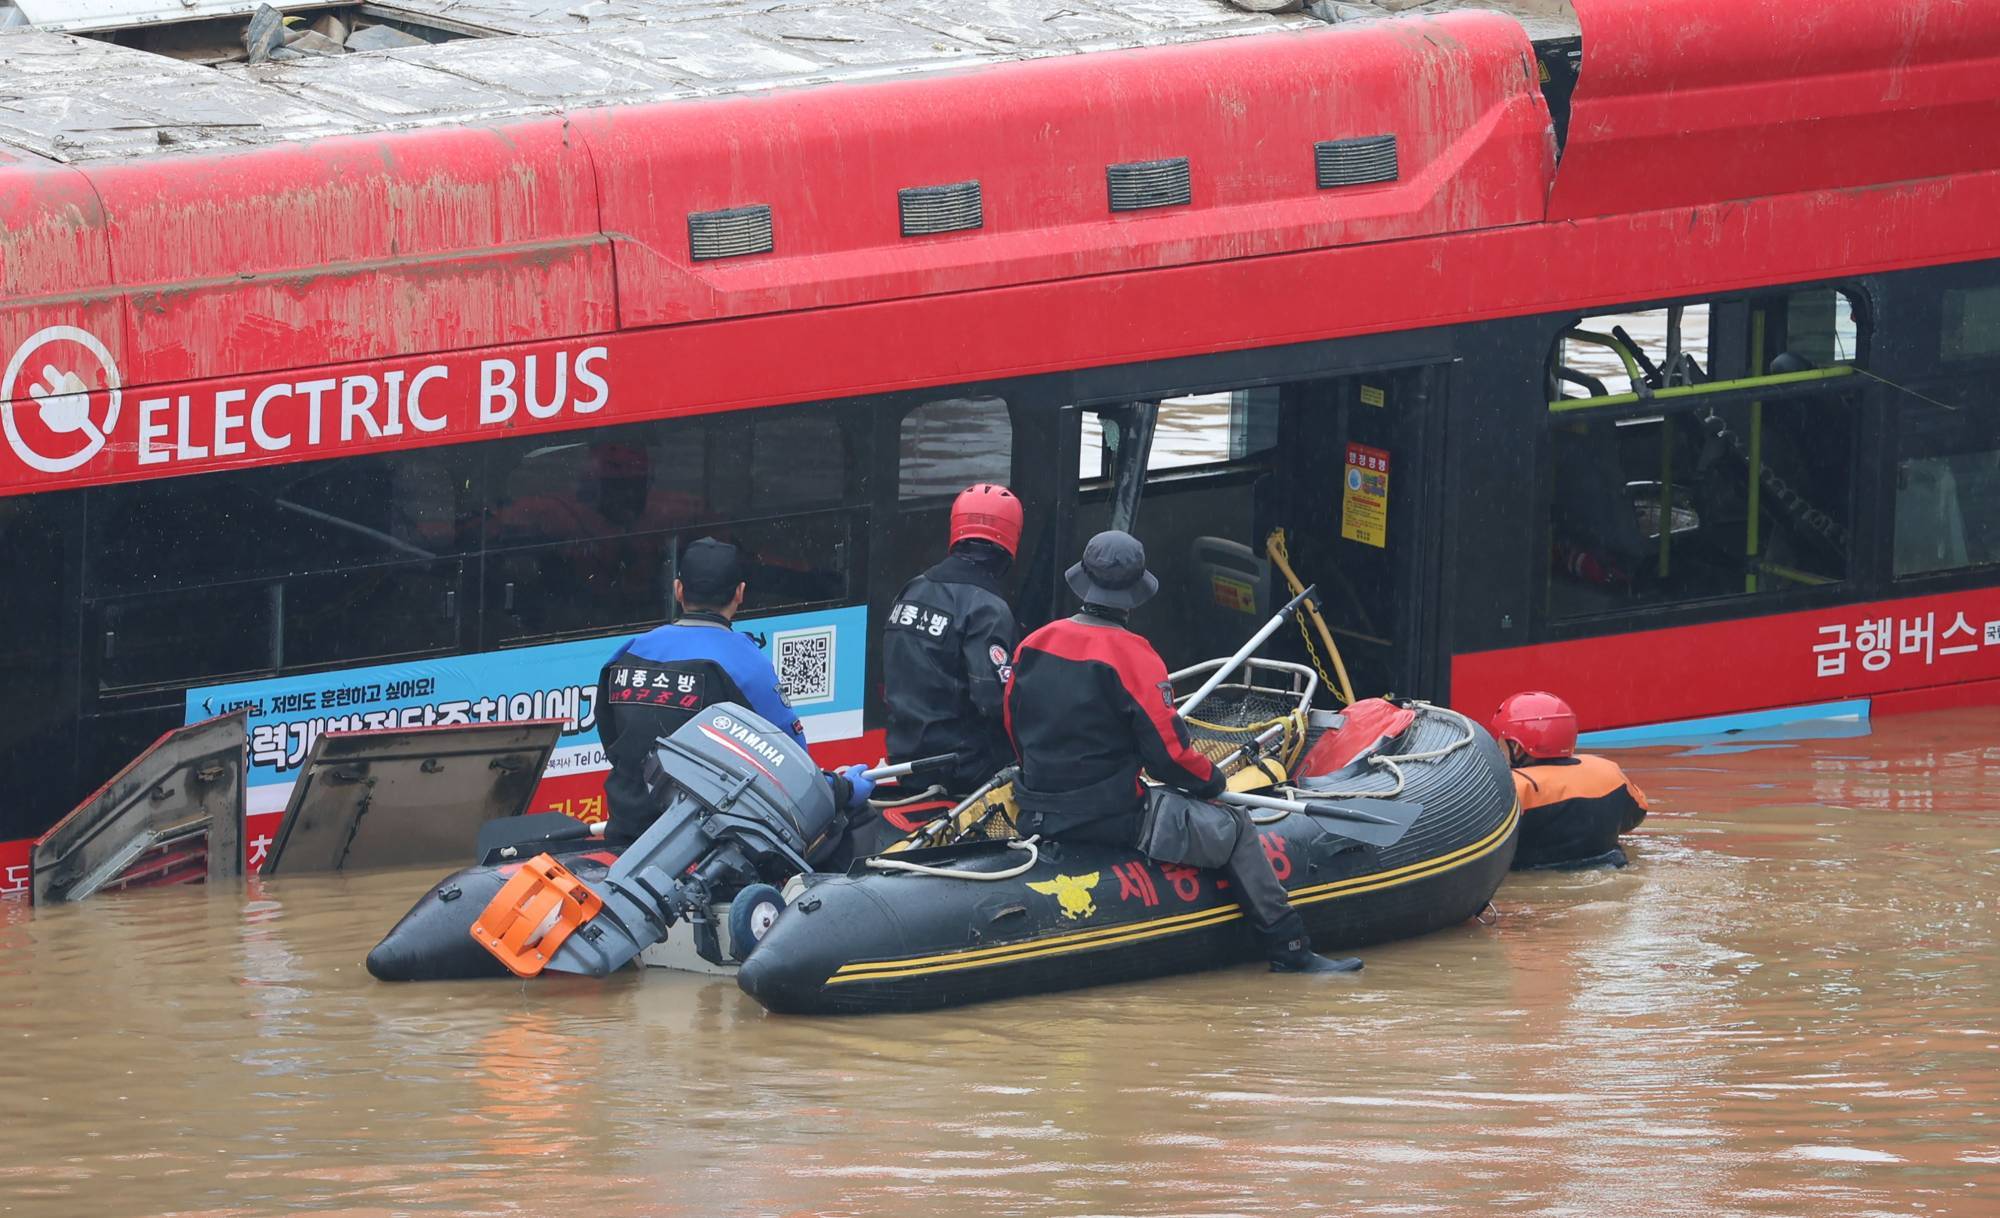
left=826, top=801, right=1519, bottom=984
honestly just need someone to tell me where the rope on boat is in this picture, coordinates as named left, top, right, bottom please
left=864, top=836, right=1042, bottom=881
left=1251, top=702, right=1482, bottom=823
left=870, top=784, right=948, bottom=809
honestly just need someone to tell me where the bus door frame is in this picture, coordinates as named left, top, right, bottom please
left=1298, top=359, right=1454, bottom=700
left=1032, top=347, right=1456, bottom=700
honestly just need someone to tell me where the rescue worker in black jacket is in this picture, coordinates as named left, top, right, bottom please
left=883, top=484, right=1024, bottom=796
left=1004, top=530, right=1358, bottom=974
left=597, top=537, right=872, bottom=848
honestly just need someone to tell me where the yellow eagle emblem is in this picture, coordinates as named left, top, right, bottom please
left=1027, top=871, right=1101, bottom=921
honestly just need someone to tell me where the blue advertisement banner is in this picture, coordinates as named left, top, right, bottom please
left=187, top=604, right=867, bottom=805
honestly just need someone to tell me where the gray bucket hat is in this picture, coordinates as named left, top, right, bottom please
left=1065, top=529, right=1159, bottom=609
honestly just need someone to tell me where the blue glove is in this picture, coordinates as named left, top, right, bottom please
left=834, top=763, right=874, bottom=810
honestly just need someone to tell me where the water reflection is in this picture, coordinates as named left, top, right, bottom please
left=2, top=710, right=1997, bottom=1216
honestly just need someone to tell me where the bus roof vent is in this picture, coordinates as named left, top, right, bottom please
left=1315, top=135, right=1399, bottom=188
left=1106, top=157, right=1192, bottom=212
left=899, top=180, right=984, bottom=236
left=688, top=205, right=775, bottom=261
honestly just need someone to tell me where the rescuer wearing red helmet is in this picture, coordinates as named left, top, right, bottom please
left=1491, top=691, right=1649, bottom=868
left=880, top=484, right=1026, bottom=800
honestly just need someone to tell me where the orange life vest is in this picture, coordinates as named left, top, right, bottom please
left=1510, top=753, right=1648, bottom=868
left=1512, top=753, right=1648, bottom=812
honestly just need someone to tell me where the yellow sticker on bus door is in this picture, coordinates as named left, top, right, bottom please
left=1340, top=442, right=1390, bottom=548
left=1210, top=573, right=1256, bottom=614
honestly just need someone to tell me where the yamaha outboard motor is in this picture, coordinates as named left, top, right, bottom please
left=470, top=703, right=839, bottom=978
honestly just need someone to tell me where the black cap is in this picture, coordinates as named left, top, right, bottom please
left=678, top=537, right=743, bottom=605
left=1065, top=529, right=1159, bottom=609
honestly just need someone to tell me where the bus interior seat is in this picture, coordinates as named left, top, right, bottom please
left=1551, top=424, right=1652, bottom=583
left=1190, top=536, right=1272, bottom=644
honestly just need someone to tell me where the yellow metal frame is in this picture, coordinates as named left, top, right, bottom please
left=1265, top=528, right=1356, bottom=706
left=1546, top=364, right=1855, bottom=414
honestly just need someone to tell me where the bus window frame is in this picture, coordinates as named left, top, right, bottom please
left=1885, top=369, right=2000, bottom=585
left=1539, top=372, right=1869, bottom=632
left=1528, top=279, right=1885, bottom=641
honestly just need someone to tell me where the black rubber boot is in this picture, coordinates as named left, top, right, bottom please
left=1267, top=937, right=1363, bottom=974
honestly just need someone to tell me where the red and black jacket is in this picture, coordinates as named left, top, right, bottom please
left=1004, top=612, right=1223, bottom=836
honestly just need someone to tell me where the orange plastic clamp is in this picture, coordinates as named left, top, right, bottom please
left=469, top=853, right=606, bottom=977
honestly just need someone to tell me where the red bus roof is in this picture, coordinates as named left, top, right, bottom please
left=0, top=5, right=1549, bottom=385
left=1, top=0, right=1998, bottom=499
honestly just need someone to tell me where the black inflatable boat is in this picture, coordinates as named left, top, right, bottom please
left=368, top=836, right=622, bottom=981
left=736, top=700, right=1518, bottom=1014
left=368, top=663, right=1517, bottom=1005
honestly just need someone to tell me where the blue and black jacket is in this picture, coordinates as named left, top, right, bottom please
left=597, top=612, right=806, bottom=845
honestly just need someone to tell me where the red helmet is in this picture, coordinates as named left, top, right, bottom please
left=1490, top=691, right=1578, bottom=761
left=950, top=483, right=1024, bottom=556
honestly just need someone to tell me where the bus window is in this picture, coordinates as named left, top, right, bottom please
left=732, top=513, right=853, bottom=613
left=98, top=583, right=277, bottom=692
left=750, top=412, right=849, bottom=511
left=283, top=562, right=465, bottom=669
left=0, top=492, right=77, bottom=840
left=899, top=397, right=1011, bottom=500
left=1554, top=390, right=1855, bottom=614
left=84, top=450, right=480, bottom=691
left=1894, top=379, right=2000, bottom=577
left=1079, top=389, right=1280, bottom=478
left=1547, top=288, right=1865, bottom=619
left=484, top=420, right=702, bottom=643
left=1940, top=281, right=2000, bottom=361
left=1072, top=384, right=1300, bottom=671
left=1551, top=289, right=1859, bottom=402
left=1784, top=289, right=1862, bottom=366
left=484, top=405, right=865, bottom=645
left=1554, top=304, right=1714, bottom=396
left=486, top=427, right=702, bottom=549
left=484, top=536, right=672, bottom=644
left=882, top=395, right=1015, bottom=629
left=87, top=448, right=480, bottom=597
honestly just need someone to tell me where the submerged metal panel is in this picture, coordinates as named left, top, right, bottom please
left=31, top=711, right=245, bottom=904
left=262, top=721, right=561, bottom=874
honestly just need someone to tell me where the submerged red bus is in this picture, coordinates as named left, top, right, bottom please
left=3, top=0, right=1998, bottom=888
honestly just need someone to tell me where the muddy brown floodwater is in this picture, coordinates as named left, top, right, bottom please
left=3, top=709, right=1998, bottom=1218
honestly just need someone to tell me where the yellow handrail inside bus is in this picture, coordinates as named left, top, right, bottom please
left=1745, top=308, right=1767, bottom=593
left=1657, top=414, right=1674, bottom=579
left=1761, top=561, right=1834, bottom=587
left=1547, top=365, right=1855, bottom=413
left=1265, top=528, right=1355, bottom=706
left=1559, top=328, right=1645, bottom=390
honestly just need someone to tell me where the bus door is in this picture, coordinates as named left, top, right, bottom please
left=1274, top=366, right=1447, bottom=701
left=1050, top=393, right=1283, bottom=673
left=1024, top=366, right=1447, bottom=703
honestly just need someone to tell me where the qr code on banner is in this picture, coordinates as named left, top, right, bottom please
left=773, top=626, right=836, bottom=706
